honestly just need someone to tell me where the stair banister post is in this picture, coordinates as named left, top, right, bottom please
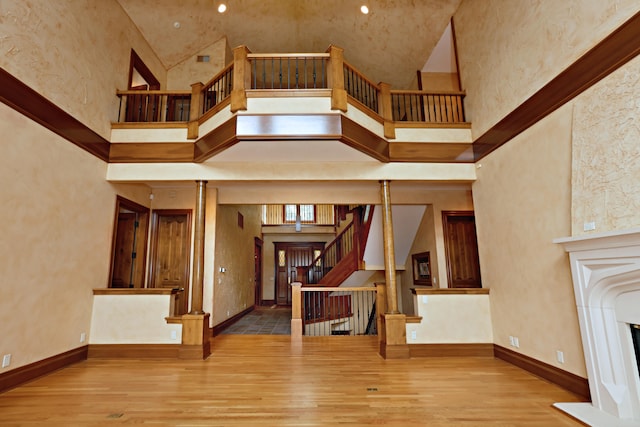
left=187, top=82, right=203, bottom=139
left=231, top=45, right=250, bottom=112
left=291, top=282, right=303, bottom=341
left=378, top=82, right=395, bottom=139
left=327, top=45, right=347, bottom=112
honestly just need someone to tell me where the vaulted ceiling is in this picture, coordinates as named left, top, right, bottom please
left=116, top=0, right=462, bottom=89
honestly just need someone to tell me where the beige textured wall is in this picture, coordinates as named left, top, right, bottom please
left=212, top=205, right=262, bottom=325
left=420, top=72, right=459, bottom=91
left=454, top=0, right=640, bottom=138
left=472, top=103, right=585, bottom=376
left=407, top=294, right=493, bottom=343
left=571, top=55, right=640, bottom=235
left=0, top=0, right=167, bottom=139
left=0, top=102, right=150, bottom=372
left=167, top=37, right=231, bottom=90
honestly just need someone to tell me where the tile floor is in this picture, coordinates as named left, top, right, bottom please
left=221, top=306, right=292, bottom=335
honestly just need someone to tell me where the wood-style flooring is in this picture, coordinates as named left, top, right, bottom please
left=0, top=335, right=585, bottom=426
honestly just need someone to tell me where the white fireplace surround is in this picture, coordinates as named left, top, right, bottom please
left=555, top=228, right=640, bottom=427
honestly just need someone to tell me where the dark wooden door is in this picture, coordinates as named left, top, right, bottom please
left=112, top=212, right=137, bottom=288
left=150, top=210, right=192, bottom=314
left=274, top=242, right=324, bottom=305
left=442, top=211, right=482, bottom=288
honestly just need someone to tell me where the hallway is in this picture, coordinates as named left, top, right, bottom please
left=221, top=306, right=292, bottom=335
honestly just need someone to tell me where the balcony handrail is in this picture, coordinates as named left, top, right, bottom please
left=390, top=89, right=466, bottom=96
left=343, top=60, right=380, bottom=91
left=203, top=62, right=234, bottom=88
left=248, top=53, right=330, bottom=59
left=116, top=89, right=191, bottom=96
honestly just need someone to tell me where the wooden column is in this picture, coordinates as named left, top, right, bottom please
left=379, top=181, right=408, bottom=359
left=327, top=45, right=347, bottom=112
left=380, top=180, right=399, bottom=314
left=290, top=282, right=303, bottom=341
left=187, top=82, right=203, bottom=139
left=378, top=82, right=395, bottom=139
left=190, top=180, right=207, bottom=315
left=230, top=45, right=250, bottom=112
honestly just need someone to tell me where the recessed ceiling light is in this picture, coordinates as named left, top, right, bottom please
left=173, top=21, right=181, bottom=29
left=360, top=5, right=369, bottom=14
left=218, top=3, right=227, bottom=13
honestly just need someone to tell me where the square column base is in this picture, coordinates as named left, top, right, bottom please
left=379, top=313, right=409, bottom=359
left=179, top=313, right=211, bottom=360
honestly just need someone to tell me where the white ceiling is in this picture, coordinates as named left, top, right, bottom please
left=116, top=0, right=462, bottom=88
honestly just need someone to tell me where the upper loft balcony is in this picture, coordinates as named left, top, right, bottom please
left=109, top=45, right=474, bottom=165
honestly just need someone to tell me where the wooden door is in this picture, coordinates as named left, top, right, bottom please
left=442, top=211, right=482, bottom=288
left=149, top=210, right=192, bottom=314
left=254, top=238, right=263, bottom=307
left=112, top=212, right=137, bottom=288
left=274, top=242, right=324, bottom=305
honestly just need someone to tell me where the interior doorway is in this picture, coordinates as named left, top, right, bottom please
left=442, top=211, right=482, bottom=288
left=126, top=50, right=161, bottom=122
left=109, top=196, right=149, bottom=288
left=274, top=242, right=324, bottom=305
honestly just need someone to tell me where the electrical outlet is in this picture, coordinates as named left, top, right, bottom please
left=583, top=221, right=596, bottom=231
left=410, top=330, right=417, bottom=341
left=513, top=337, right=520, bottom=348
left=509, top=336, right=515, bottom=346
left=170, top=330, right=177, bottom=340
left=80, top=332, right=86, bottom=343
left=2, top=354, right=11, bottom=368
left=422, top=295, right=428, bottom=304
left=227, top=310, right=230, bottom=317
left=556, top=350, right=565, bottom=364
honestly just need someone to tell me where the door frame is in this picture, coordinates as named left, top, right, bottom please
left=148, top=209, right=192, bottom=314
left=273, top=242, right=325, bottom=306
left=108, top=196, right=149, bottom=288
left=254, top=237, right=263, bottom=307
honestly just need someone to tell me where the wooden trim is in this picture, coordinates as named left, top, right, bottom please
left=0, top=346, right=88, bottom=393
left=389, top=142, right=474, bottom=163
left=494, top=344, right=590, bottom=400
left=409, top=343, right=494, bottom=357
left=340, top=115, right=389, bottom=162
left=393, top=122, right=471, bottom=129
left=165, top=316, right=183, bottom=324
left=0, top=68, right=110, bottom=161
left=198, top=97, right=231, bottom=124
left=248, top=53, right=330, bottom=59
left=111, top=122, right=189, bottom=129
left=128, top=50, right=160, bottom=90
left=88, top=344, right=180, bottom=359
left=405, top=315, right=423, bottom=324
left=93, top=288, right=180, bottom=295
left=212, top=306, right=254, bottom=336
left=109, top=143, right=194, bottom=163
left=473, top=10, right=640, bottom=161
left=412, top=288, right=489, bottom=295
left=193, top=116, right=239, bottom=162
left=450, top=18, right=463, bottom=91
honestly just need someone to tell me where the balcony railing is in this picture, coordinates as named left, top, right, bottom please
left=114, top=45, right=466, bottom=132
left=249, top=53, right=329, bottom=89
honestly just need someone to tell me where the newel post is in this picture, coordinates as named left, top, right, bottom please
left=291, top=282, right=303, bottom=341
left=327, top=45, right=347, bottom=112
left=188, top=82, right=203, bottom=139
left=231, top=45, right=251, bottom=112
left=378, top=82, right=395, bottom=139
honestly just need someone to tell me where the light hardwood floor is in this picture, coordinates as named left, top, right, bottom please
left=0, top=335, right=585, bottom=426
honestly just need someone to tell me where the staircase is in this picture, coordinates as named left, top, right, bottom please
left=299, top=205, right=374, bottom=287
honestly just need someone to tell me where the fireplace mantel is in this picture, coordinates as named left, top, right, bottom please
left=555, top=228, right=640, bottom=426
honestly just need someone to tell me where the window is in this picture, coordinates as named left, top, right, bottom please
left=284, top=204, right=315, bottom=223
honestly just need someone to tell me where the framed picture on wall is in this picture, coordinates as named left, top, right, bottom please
left=412, top=251, right=432, bottom=286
